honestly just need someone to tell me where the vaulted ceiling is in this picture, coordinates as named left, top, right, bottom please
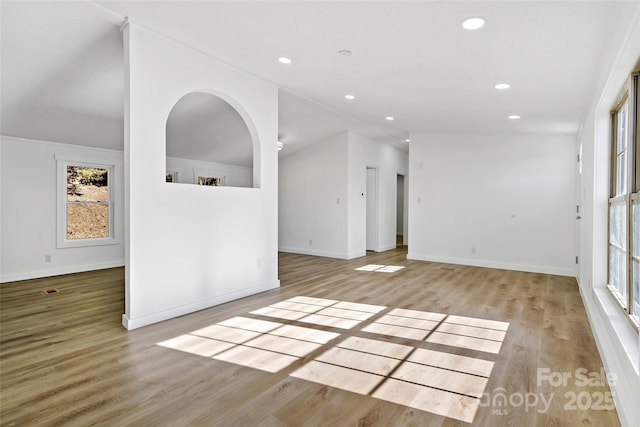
left=1, top=1, right=636, bottom=158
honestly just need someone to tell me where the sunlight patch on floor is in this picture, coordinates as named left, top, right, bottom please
left=426, top=315, right=509, bottom=354
left=355, top=264, right=405, bottom=273
left=360, top=308, right=509, bottom=354
left=361, top=308, right=445, bottom=340
left=157, top=296, right=509, bottom=423
left=250, top=296, right=387, bottom=329
left=157, top=334, right=235, bottom=357
left=158, top=316, right=339, bottom=373
left=291, top=335, right=496, bottom=423
left=373, top=379, right=480, bottom=423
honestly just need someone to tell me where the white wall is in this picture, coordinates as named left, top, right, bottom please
left=407, top=133, right=576, bottom=276
left=348, top=132, right=409, bottom=257
left=576, top=3, right=640, bottom=425
left=166, top=156, right=252, bottom=188
left=0, top=136, right=125, bottom=282
left=123, top=22, right=279, bottom=329
left=279, top=132, right=349, bottom=258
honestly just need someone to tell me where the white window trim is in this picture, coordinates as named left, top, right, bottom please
left=607, top=71, right=639, bottom=331
left=55, top=154, right=121, bottom=249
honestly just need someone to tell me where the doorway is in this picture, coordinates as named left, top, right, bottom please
left=576, top=141, right=583, bottom=281
left=366, top=167, right=378, bottom=251
left=396, top=174, right=406, bottom=247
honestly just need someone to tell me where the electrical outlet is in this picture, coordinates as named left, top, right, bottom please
left=471, top=247, right=476, bottom=254
left=45, top=254, right=52, bottom=263
left=309, top=239, right=313, bottom=245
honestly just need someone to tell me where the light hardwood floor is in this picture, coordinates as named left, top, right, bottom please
left=0, top=248, right=620, bottom=426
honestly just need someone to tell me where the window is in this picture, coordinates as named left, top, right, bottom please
left=66, top=165, right=109, bottom=239
left=193, top=168, right=225, bottom=187
left=166, top=171, right=178, bottom=183
left=197, top=176, right=224, bottom=186
left=608, top=71, right=639, bottom=328
left=56, top=157, right=117, bottom=248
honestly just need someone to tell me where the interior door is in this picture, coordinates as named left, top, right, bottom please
left=366, top=167, right=378, bottom=251
left=576, top=141, right=583, bottom=281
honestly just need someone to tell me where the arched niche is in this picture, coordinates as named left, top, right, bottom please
left=165, top=91, right=259, bottom=188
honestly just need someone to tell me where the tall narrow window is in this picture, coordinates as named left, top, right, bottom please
left=609, top=97, right=629, bottom=306
left=631, top=73, right=639, bottom=325
left=608, top=70, right=639, bottom=328
left=56, top=157, right=117, bottom=248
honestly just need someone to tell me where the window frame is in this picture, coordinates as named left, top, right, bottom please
left=56, top=155, right=118, bottom=249
left=193, top=168, right=226, bottom=187
left=607, top=70, right=639, bottom=329
left=165, top=171, right=179, bottom=183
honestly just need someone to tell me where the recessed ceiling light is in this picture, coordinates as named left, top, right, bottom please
left=278, top=57, right=292, bottom=64
left=508, top=115, right=521, bottom=120
left=338, top=49, right=352, bottom=56
left=462, top=17, right=486, bottom=30
left=385, top=116, right=395, bottom=121
left=404, top=139, right=410, bottom=143
left=345, top=94, right=355, bottom=100
left=495, top=83, right=511, bottom=90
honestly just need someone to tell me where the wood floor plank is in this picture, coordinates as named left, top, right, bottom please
left=0, top=248, right=621, bottom=426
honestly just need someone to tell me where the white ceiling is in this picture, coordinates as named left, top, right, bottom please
left=1, top=1, right=124, bottom=149
left=1, top=1, right=636, bottom=157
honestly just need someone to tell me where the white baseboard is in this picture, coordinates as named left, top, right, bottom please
left=347, top=251, right=366, bottom=260
left=122, top=280, right=280, bottom=330
left=277, top=247, right=388, bottom=260
left=406, top=253, right=575, bottom=277
left=0, top=260, right=125, bottom=283
left=278, top=246, right=350, bottom=259
left=378, top=244, right=397, bottom=252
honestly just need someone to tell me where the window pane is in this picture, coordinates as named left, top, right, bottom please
left=614, top=101, right=628, bottom=196
left=633, top=199, right=639, bottom=322
left=198, top=176, right=223, bottom=186
left=632, top=259, right=639, bottom=322
left=66, top=203, right=109, bottom=239
left=633, top=199, right=639, bottom=258
left=616, top=153, right=626, bottom=195
left=616, top=101, right=627, bottom=154
left=67, top=166, right=109, bottom=202
left=609, top=246, right=618, bottom=290
left=66, top=165, right=109, bottom=240
left=609, top=246, right=628, bottom=306
left=609, top=201, right=626, bottom=250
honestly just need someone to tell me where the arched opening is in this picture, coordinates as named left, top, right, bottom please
left=166, top=92, right=256, bottom=188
